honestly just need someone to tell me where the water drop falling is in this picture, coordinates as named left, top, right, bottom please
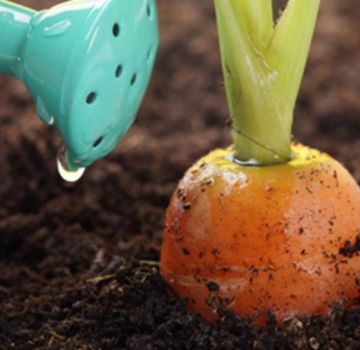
left=57, top=146, right=85, bottom=183
left=57, top=157, right=85, bottom=182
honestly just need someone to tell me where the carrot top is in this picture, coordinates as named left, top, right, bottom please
left=214, top=0, right=320, bottom=165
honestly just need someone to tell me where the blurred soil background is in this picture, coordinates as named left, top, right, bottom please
left=1, top=0, right=360, bottom=349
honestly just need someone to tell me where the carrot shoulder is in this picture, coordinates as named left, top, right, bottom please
left=161, top=144, right=360, bottom=321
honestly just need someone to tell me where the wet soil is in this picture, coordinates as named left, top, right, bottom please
left=1, top=0, right=360, bottom=349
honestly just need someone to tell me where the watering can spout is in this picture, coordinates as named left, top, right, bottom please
left=0, top=0, right=159, bottom=181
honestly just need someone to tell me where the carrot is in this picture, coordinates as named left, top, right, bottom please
left=160, top=0, right=360, bottom=323
left=161, top=144, right=360, bottom=321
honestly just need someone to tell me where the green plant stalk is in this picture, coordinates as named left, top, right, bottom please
left=214, top=0, right=320, bottom=165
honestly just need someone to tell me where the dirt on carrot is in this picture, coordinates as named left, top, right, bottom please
left=339, top=236, right=360, bottom=258
left=1, top=0, right=360, bottom=349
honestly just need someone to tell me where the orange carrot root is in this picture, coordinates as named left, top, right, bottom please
left=160, top=144, right=360, bottom=323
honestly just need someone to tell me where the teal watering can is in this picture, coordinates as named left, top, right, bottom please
left=0, top=0, right=159, bottom=181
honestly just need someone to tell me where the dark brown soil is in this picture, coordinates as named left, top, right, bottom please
left=1, top=0, right=360, bottom=349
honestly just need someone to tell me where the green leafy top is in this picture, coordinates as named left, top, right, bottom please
left=214, top=0, right=320, bottom=165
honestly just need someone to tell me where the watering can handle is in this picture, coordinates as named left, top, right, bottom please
left=0, top=1, right=35, bottom=77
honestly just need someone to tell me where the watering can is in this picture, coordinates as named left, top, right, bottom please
left=0, top=0, right=158, bottom=181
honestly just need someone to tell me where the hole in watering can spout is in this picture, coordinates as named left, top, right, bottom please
left=57, top=147, right=85, bottom=183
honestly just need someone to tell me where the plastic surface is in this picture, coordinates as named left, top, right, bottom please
left=0, top=0, right=159, bottom=170
left=0, top=1, right=35, bottom=76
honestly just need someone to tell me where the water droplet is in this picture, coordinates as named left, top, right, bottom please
left=57, top=157, right=85, bottom=183
left=57, top=146, right=85, bottom=182
left=49, top=116, right=54, bottom=125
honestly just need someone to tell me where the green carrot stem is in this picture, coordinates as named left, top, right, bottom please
left=214, top=0, right=320, bottom=165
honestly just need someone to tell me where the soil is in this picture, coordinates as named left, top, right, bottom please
left=1, top=0, right=360, bottom=349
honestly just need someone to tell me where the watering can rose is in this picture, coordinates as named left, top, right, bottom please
left=0, top=0, right=158, bottom=181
